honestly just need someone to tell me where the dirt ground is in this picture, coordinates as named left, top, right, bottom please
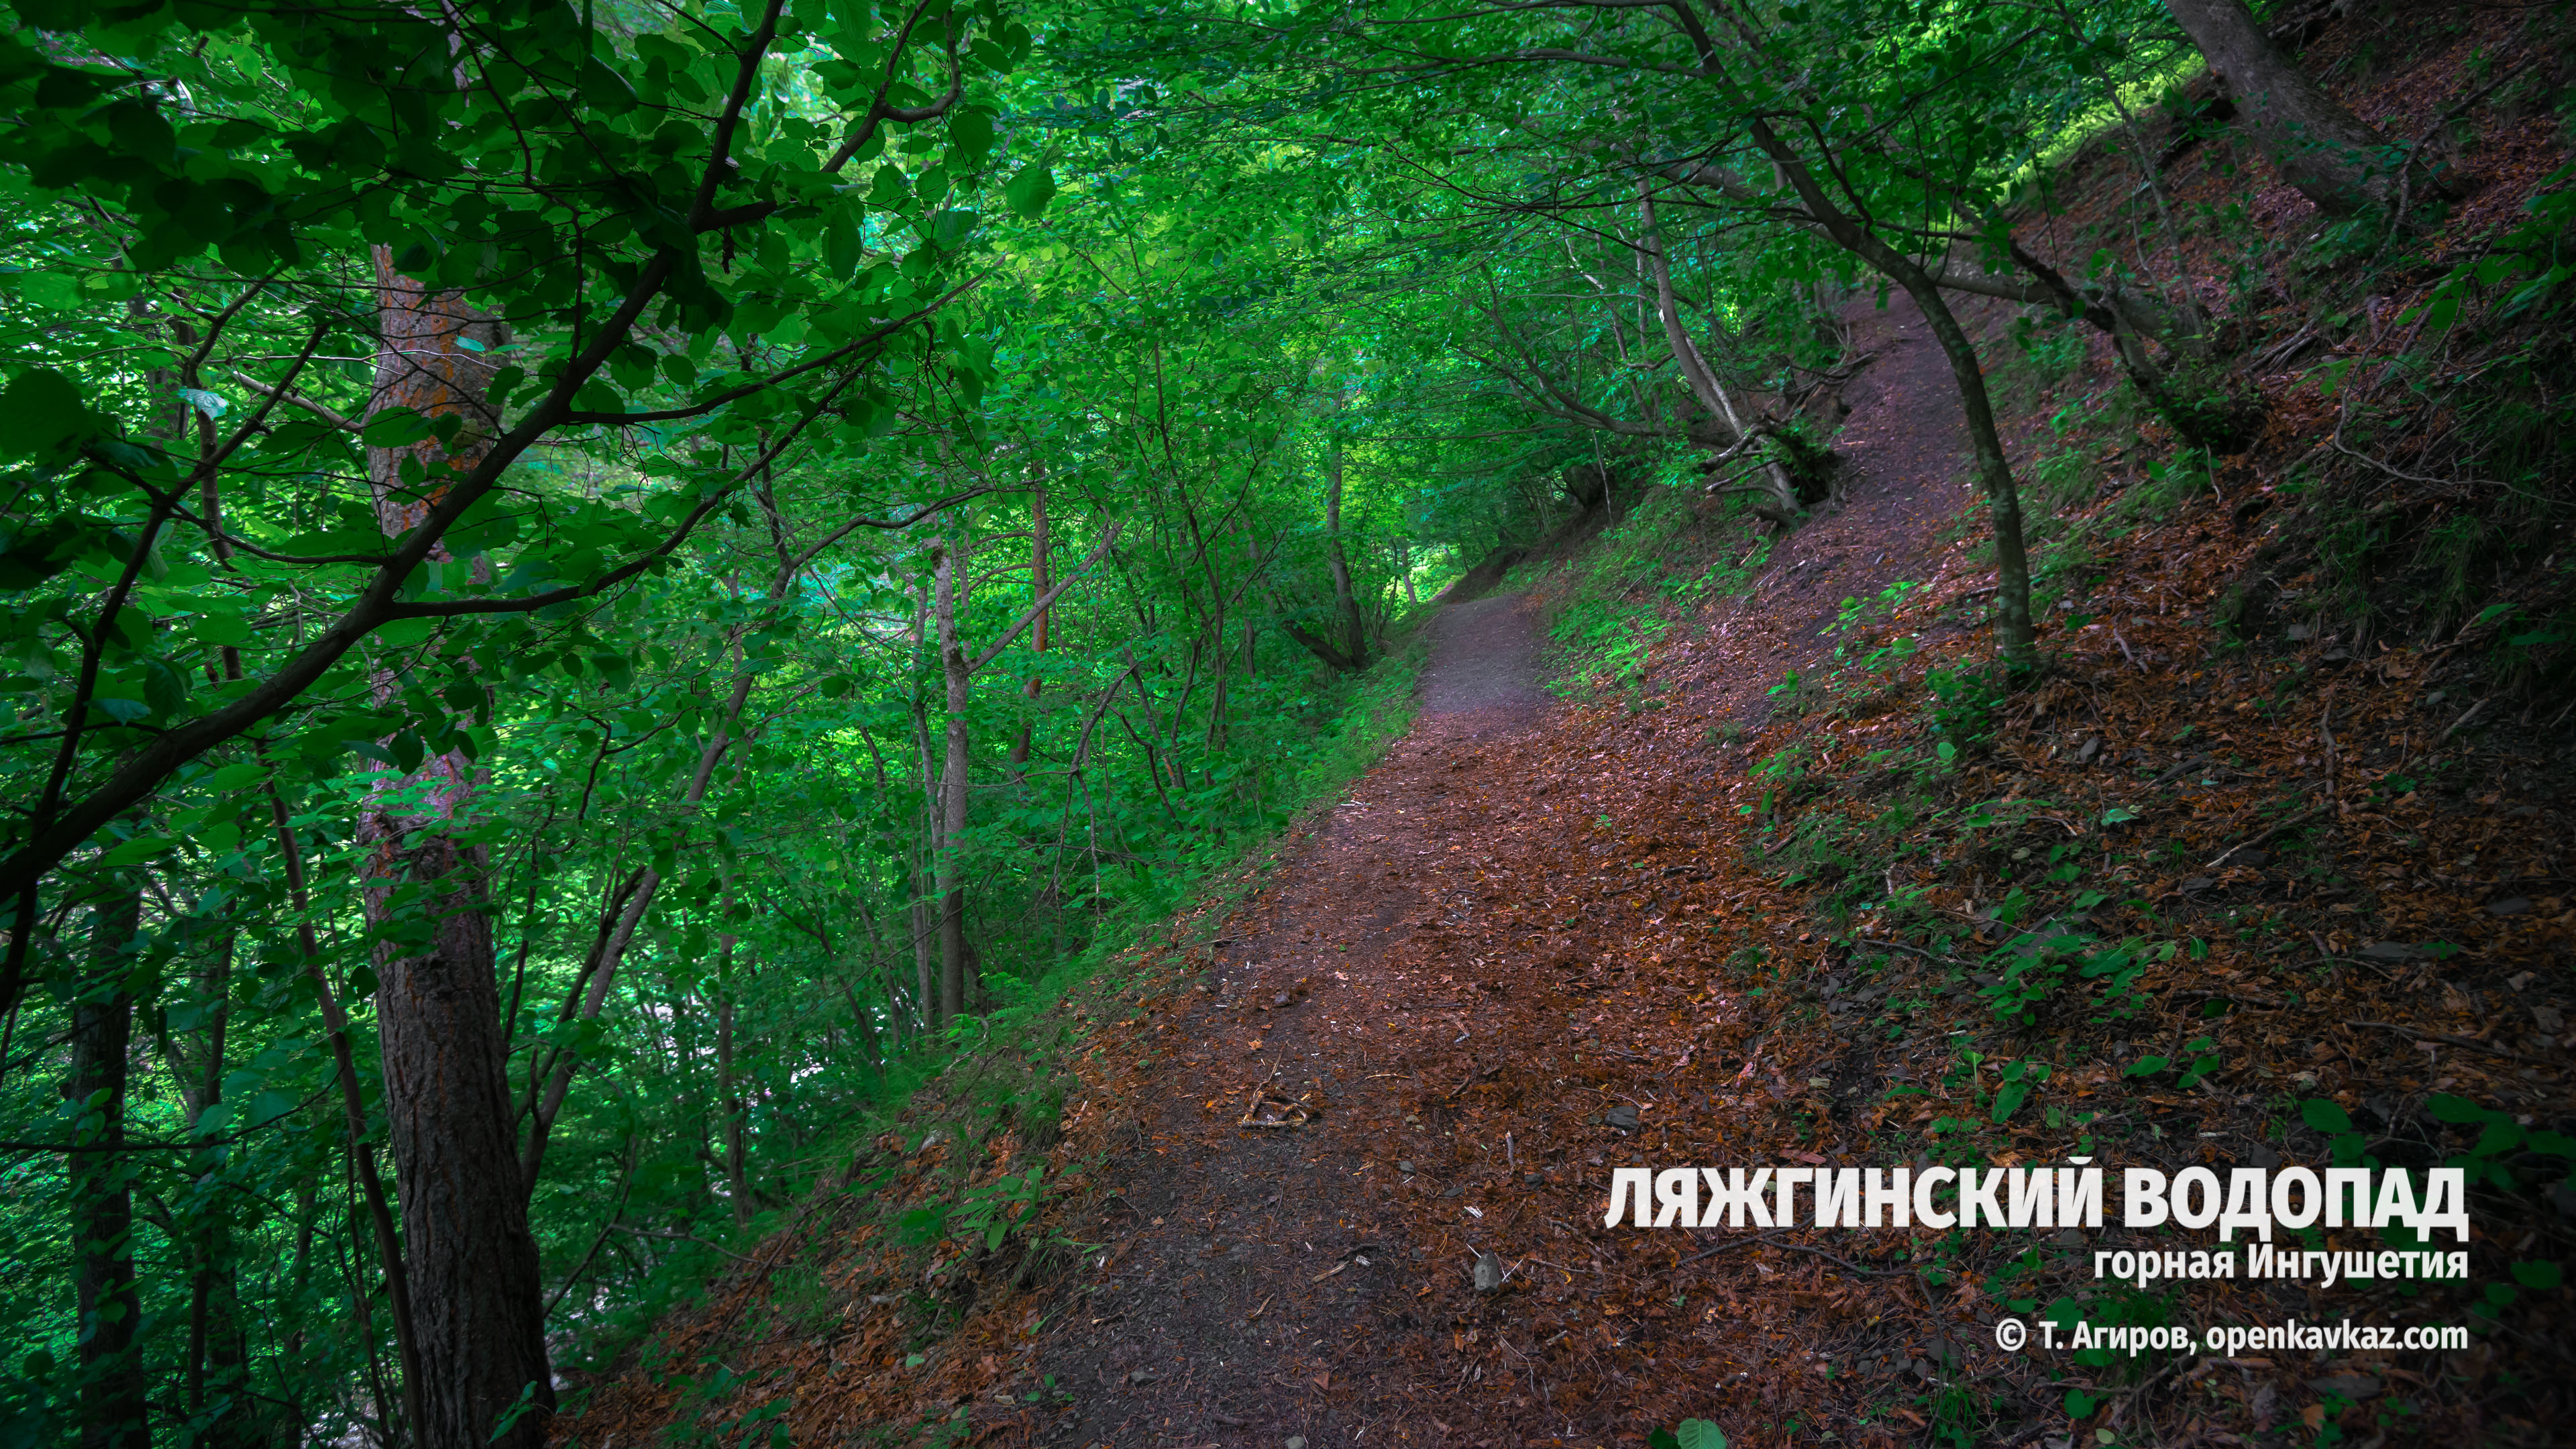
left=1007, top=297, right=1992, bottom=1448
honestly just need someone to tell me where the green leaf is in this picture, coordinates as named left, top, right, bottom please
left=1674, top=1423, right=1726, bottom=1449
left=2099, top=806, right=2139, bottom=825
left=361, top=409, right=433, bottom=448
left=96, top=835, right=179, bottom=866
left=201, top=762, right=267, bottom=793
left=244, top=1089, right=299, bottom=1129
left=143, top=656, right=189, bottom=717
left=1004, top=162, right=1057, bottom=220
left=2425, top=1093, right=2497, bottom=1124
left=2301, top=1098, right=2354, bottom=1134
left=2526, top=1130, right=2576, bottom=1158
left=191, top=612, right=252, bottom=647
left=2513, top=1260, right=2562, bottom=1290
left=388, top=729, right=426, bottom=774
left=0, top=369, right=92, bottom=459
left=2123, top=1055, right=2167, bottom=1078
left=1991, top=1081, right=2030, bottom=1124
left=949, top=109, right=994, bottom=166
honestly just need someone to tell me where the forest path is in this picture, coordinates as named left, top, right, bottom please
left=1010, top=296, right=1982, bottom=1447
left=1024, top=594, right=1556, bottom=1446
left=1650, top=288, right=1987, bottom=735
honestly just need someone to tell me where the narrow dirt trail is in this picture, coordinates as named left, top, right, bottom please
left=1015, top=301, right=1999, bottom=1447
left=1028, top=595, right=1557, bottom=1445
left=1672, top=290, right=1990, bottom=732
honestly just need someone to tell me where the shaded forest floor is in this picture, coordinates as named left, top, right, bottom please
left=561, top=266, right=2566, bottom=1446
left=554, top=9, right=2576, bottom=1445
left=560, top=314, right=2573, bottom=1448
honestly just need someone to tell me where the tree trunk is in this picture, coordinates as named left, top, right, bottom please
left=66, top=890, right=146, bottom=1449
left=1638, top=186, right=1803, bottom=519
left=1743, top=120, right=2039, bottom=669
left=180, top=936, right=256, bottom=1449
left=1243, top=537, right=1259, bottom=676
left=2163, top=0, right=2432, bottom=217
left=933, top=537, right=972, bottom=1025
left=518, top=668, right=754, bottom=1195
left=904, top=583, right=940, bottom=1031
left=1008, top=488, right=1047, bottom=780
left=1325, top=435, right=1369, bottom=669
left=714, top=988, right=750, bottom=1228
left=362, top=249, right=552, bottom=1449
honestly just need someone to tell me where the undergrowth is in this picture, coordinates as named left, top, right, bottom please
left=1519, top=487, right=1768, bottom=706
left=549, top=633, right=1430, bottom=1426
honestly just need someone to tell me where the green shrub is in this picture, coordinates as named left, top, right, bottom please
left=1923, top=663, right=2006, bottom=751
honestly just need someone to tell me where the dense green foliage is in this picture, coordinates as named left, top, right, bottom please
left=2, top=0, right=2565, bottom=1441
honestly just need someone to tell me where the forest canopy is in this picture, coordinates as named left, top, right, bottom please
left=2, top=0, right=2567, bottom=1444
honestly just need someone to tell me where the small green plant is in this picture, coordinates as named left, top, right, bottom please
left=1981, top=926, right=2164, bottom=1027
left=2425, top=1092, right=2576, bottom=1189
left=1923, top=663, right=2005, bottom=750
left=1647, top=1420, right=1727, bottom=1449
left=1752, top=738, right=1812, bottom=788
left=2129, top=446, right=2214, bottom=520
left=898, top=1165, right=1054, bottom=1258
left=1825, top=580, right=1923, bottom=635
left=1989, top=1059, right=2049, bottom=1123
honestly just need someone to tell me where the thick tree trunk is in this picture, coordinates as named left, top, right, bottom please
left=368, top=831, right=551, bottom=1449
left=2163, top=0, right=2431, bottom=216
left=362, top=250, right=552, bottom=1449
left=66, top=891, right=145, bottom=1449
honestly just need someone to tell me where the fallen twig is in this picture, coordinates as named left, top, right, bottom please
left=2353, top=1020, right=2546, bottom=1065
left=2438, top=695, right=2493, bottom=745
left=2208, top=800, right=2333, bottom=870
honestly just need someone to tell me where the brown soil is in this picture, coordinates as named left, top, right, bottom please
left=996, top=298, right=2003, bottom=1448
left=554, top=13, right=2575, bottom=1441
left=1020, top=594, right=1562, bottom=1446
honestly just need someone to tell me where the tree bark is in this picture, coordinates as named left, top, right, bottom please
left=361, top=248, right=553, bottom=1449
left=2163, top=0, right=2432, bottom=217
left=713, top=967, right=750, bottom=1226
left=1638, top=186, right=1803, bottom=519
left=933, top=536, right=972, bottom=1025
left=1324, top=433, right=1369, bottom=669
left=1742, top=119, right=2039, bottom=669
left=1007, top=487, right=1047, bottom=781
left=66, top=890, right=146, bottom=1449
